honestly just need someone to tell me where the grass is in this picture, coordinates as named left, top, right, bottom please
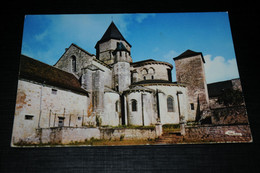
left=162, top=124, right=181, bottom=133
left=13, top=137, right=158, bottom=147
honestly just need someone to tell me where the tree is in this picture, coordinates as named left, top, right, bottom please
left=217, top=88, right=244, bottom=107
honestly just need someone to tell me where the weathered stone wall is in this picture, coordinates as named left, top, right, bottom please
left=113, top=62, right=130, bottom=92
left=92, top=60, right=112, bottom=88
left=130, top=63, right=171, bottom=82
left=20, top=127, right=156, bottom=145
left=100, top=127, right=156, bottom=140
left=102, top=92, right=120, bottom=126
left=184, top=124, right=252, bottom=143
left=92, top=69, right=105, bottom=116
left=54, top=44, right=95, bottom=77
left=211, top=106, right=249, bottom=125
left=12, top=79, right=90, bottom=145
left=98, top=39, right=131, bottom=65
left=146, top=85, right=191, bottom=122
left=232, top=78, right=242, bottom=91
left=174, top=55, right=209, bottom=118
left=39, top=127, right=100, bottom=144
left=126, top=91, right=157, bottom=126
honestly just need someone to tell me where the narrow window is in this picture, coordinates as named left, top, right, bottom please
left=167, top=96, right=174, bottom=112
left=52, top=89, right=57, bottom=95
left=115, top=101, right=119, bottom=112
left=190, top=103, right=194, bottom=110
left=72, top=56, right=76, bottom=72
left=167, top=69, right=172, bottom=82
left=151, top=75, right=154, bottom=79
left=131, top=99, right=137, bottom=112
left=144, top=76, right=146, bottom=80
left=25, top=115, right=34, bottom=120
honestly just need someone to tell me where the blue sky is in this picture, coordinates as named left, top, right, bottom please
left=21, top=12, right=239, bottom=83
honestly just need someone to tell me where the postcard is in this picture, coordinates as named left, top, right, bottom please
left=11, top=12, right=252, bottom=147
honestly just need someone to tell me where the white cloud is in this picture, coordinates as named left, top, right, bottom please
left=35, top=30, right=48, bottom=41
left=135, top=13, right=155, bottom=23
left=163, top=50, right=178, bottom=62
left=204, top=55, right=239, bottom=83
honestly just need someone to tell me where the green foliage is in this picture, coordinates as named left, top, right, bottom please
left=162, top=124, right=180, bottom=133
left=162, top=124, right=180, bottom=129
left=217, top=88, right=244, bottom=107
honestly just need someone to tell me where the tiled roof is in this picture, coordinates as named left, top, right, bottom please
left=131, top=59, right=173, bottom=69
left=19, top=55, right=88, bottom=95
left=174, top=49, right=205, bottom=63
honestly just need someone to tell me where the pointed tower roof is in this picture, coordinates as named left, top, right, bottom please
left=95, top=22, right=131, bottom=48
left=173, top=49, right=205, bottom=63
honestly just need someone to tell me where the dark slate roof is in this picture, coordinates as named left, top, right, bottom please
left=131, top=79, right=183, bottom=86
left=95, top=22, right=131, bottom=48
left=173, top=49, right=205, bottom=63
left=207, top=80, right=233, bottom=97
left=131, top=59, right=173, bottom=69
left=19, top=55, right=88, bottom=95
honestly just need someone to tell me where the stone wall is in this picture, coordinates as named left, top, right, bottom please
left=12, top=79, right=90, bottom=145
left=146, top=85, right=190, bottom=122
left=100, top=127, right=156, bottom=140
left=113, top=62, right=130, bottom=92
left=103, top=92, right=120, bottom=126
left=126, top=91, right=157, bottom=126
left=40, top=127, right=100, bottom=144
left=15, top=126, right=157, bottom=145
left=211, top=106, right=249, bottom=125
left=54, top=44, right=94, bottom=77
left=98, top=39, right=131, bottom=65
left=130, top=63, right=171, bottom=82
left=174, top=55, right=209, bottom=113
left=184, top=124, right=252, bottom=143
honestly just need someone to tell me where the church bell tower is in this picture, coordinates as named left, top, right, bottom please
left=95, top=21, right=132, bottom=65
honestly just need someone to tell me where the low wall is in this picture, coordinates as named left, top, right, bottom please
left=211, top=106, right=249, bottom=125
left=184, top=124, right=252, bottom=143
left=100, top=127, right=156, bottom=140
left=38, top=126, right=157, bottom=145
left=40, top=127, right=100, bottom=144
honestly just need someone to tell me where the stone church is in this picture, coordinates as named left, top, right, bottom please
left=12, top=22, right=218, bottom=145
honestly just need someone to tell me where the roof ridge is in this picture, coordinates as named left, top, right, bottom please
left=173, top=49, right=205, bottom=63
left=95, top=22, right=131, bottom=48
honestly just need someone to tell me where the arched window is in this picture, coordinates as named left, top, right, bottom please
left=167, top=96, right=174, bottom=112
left=131, top=99, right=137, bottom=112
left=71, top=56, right=76, bottom=72
left=142, top=69, right=148, bottom=81
left=141, top=68, right=148, bottom=74
left=148, top=67, right=155, bottom=74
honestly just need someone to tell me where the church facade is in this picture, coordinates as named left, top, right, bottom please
left=12, top=22, right=210, bottom=145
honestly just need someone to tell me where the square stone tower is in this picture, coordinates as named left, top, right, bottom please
left=95, top=21, right=132, bottom=65
left=174, top=50, right=209, bottom=120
